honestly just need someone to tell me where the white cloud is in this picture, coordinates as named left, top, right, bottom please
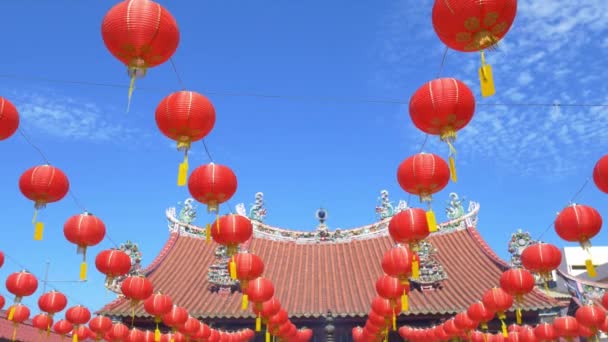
left=376, top=0, right=608, bottom=179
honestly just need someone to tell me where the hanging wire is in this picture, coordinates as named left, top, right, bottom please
left=18, top=129, right=50, bottom=165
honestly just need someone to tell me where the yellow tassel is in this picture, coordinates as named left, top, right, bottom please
left=401, top=292, right=409, bottom=312
left=8, top=307, right=15, bottom=321
left=516, top=308, right=522, bottom=324
left=79, top=262, right=87, bottom=281
left=34, top=221, right=44, bottom=241
left=205, top=224, right=211, bottom=243
left=586, top=259, right=597, bottom=277
left=242, top=294, right=249, bottom=310
left=478, top=51, right=495, bottom=97
left=481, top=322, right=488, bottom=331
left=11, top=325, right=16, bottom=341
left=392, top=313, right=396, bottom=331
left=426, top=209, right=437, bottom=232
left=501, top=319, right=508, bottom=337
left=265, top=331, right=270, bottom=342
left=256, top=316, right=261, bottom=332
left=126, top=74, right=136, bottom=113
left=229, top=259, right=237, bottom=280
left=412, top=258, right=419, bottom=279
left=72, top=332, right=78, bottom=342
left=216, top=212, right=220, bottom=233
left=155, top=325, right=161, bottom=342
left=448, top=156, right=457, bottom=183
left=177, top=155, right=189, bottom=187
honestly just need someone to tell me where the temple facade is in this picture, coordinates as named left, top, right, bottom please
left=99, top=192, right=566, bottom=341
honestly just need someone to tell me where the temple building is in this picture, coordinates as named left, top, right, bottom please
left=99, top=192, right=566, bottom=341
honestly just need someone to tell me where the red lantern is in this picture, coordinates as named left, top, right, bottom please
left=0, top=251, right=4, bottom=269
left=89, top=315, right=112, bottom=340
left=517, top=325, right=536, bottom=342
left=397, top=153, right=450, bottom=232
left=101, top=0, right=180, bottom=110
left=38, top=290, right=67, bottom=318
left=432, top=0, right=517, bottom=97
left=75, top=325, right=93, bottom=341
left=211, top=215, right=253, bottom=256
left=233, top=252, right=264, bottom=310
left=109, top=322, right=130, bottom=341
left=387, top=208, right=428, bottom=280
left=467, top=301, right=495, bottom=330
left=121, top=276, right=153, bottom=302
left=375, top=275, right=405, bottom=331
left=53, top=320, right=73, bottom=336
left=66, top=305, right=91, bottom=341
left=19, top=164, right=69, bottom=240
left=63, top=212, right=106, bottom=281
left=7, top=304, right=30, bottom=340
left=188, top=163, right=238, bottom=214
left=155, top=91, right=216, bottom=186
left=499, top=268, right=535, bottom=324
left=197, top=324, right=212, bottom=341
left=553, top=316, right=578, bottom=339
left=555, top=204, right=602, bottom=277
left=533, top=322, right=555, bottom=341
left=409, top=78, right=475, bottom=182
left=482, top=287, right=514, bottom=336
left=381, top=245, right=413, bottom=286
left=520, top=243, right=561, bottom=283
left=454, top=312, right=477, bottom=333
left=247, top=277, right=275, bottom=332
left=144, top=292, right=173, bottom=340
left=95, top=249, right=132, bottom=281
left=126, top=328, right=145, bottom=342
left=0, top=295, right=5, bottom=311
left=6, top=271, right=38, bottom=311
left=593, top=155, right=608, bottom=193
left=575, top=304, right=606, bottom=333
left=32, top=313, right=53, bottom=333
left=179, top=317, right=201, bottom=338
left=162, top=306, right=189, bottom=333
left=0, top=97, right=19, bottom=140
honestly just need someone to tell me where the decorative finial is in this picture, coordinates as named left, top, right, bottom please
left=316, top=207, right=328, bottom=224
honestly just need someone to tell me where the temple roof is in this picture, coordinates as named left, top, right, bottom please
left=99, top=208, right=561, bottom=319
left=0, top=310, right=64, bottom=342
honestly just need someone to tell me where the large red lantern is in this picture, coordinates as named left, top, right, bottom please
left=467, top=301, right=495, bottom=330
left=381, top=245, right=413, bottom=286
left=553, top=316, right=578, bottom=339
left=409, top=78, right=476, bottom=182
left=53, top=320, right=73, bottom=336
left=155, top=91, right=216, bottom=186
left=554, top=204, right=602, bottom=277
left=454, top=312, right=477, bottom=333
left=432, top=0, right=517, bottom=97
left=19, top=164, right=70, bottom=240
left=66, top=305, right=91, bottom=342
left=397, top=153, right=450, bottom=232
left=387, top=208, right=428, bottom=279
left=6, top=270, right=38, bottom=320
left=575, top=304, right=606, bottom=334
left=232, top=252, right=264, bottom=310
left=7, top=304, right=30, bottom=341
left=109, top=322, right=130, bottom=341
left=101, top=0, right=180, bottom=110
left=63, top=212, right=107, bottom=280
left=247, top=277, right=275, bottom=332
left=32, top=313, right=53, bottom=334
left=533, top=322, right=555, bottom=341
left=482, top=287, right=514, bottom=336
left=121, top=276, right=153, bottom=302
left=162, top=306, right=189, bottom=335
left=188, top=163, right=238, bottom=215
left=520, top=243, right=561, bottom=285
left=38, top=290, right=68, bottom=318
left=179, top=317, right=201, bottom=339
left=211, top=215, right=253, bottom=256
left=593, top=155, right=608, bottom=193
left=499, top=268, right=535, bottom=324
left=89, top=315, right=113, bottom=340
left=144, top=292, right=173, bottom=341
left=375, top=275, right=405, bottom=330
left=95, top=249, right=132, bottom=281
left=0, top=97, right=19, bottom=140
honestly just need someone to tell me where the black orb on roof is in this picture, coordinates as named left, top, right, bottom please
left=315, top=208, right=328, bottom=223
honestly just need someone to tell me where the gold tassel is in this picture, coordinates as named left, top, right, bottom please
left=229, top=258, right=237, bottom=280
left=265, top=331, right=270, bottom=342
left=256, top=316, right=261, bottom=332
left=8, top=307, right=15, bottom=321
left=242, top=294, right=249, bottom=310
left=72, top=331, right=78, bottom=342
left=516, top=308, right=522, bottom=324
left=11, top=324, right=17, bottom=342
left=126, top=74, right=136, bottom=113
left=448, top=156, right=457, bottom=183
left=478, top=50, right=495, bottom=97
left=426, top=209, right=437, bottom=232
left=79, top=262, right=87, bottom=281
left=481, top=322, right=488, bottom=331
left=205, top=224, right=211, bottom=243
left=216, top=212, right=220, bottom=233
left=412, top=257, right=419, bottom=279
left=34, top=221, right=44, bottom=241
left=586, top=259, right=597, bottom=277
left=155, top=323, right=161, bottom=342
left=401, top=292, right=409, bottom=312
left=500, top=318, right=508, bottom=337
left=177, top=154, right=189, bottom=187
left=392, top=313, right=396, bottom=331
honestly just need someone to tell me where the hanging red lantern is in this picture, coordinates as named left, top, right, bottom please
left=454, top=312, right=477, bottom=333
left=101, top=0, right=180, bottom=111
left=520, top=243, right=561, bottom=285
left=499, top=268, right=535, bottom=324
left=121, top=275, right=154, bottom=303
left=409, top=78, right=476, bottom=182
left=144, top=292, right=173, bottom=341
left=370, top=296, right=401, bottom=321
left=375, top=275, right=405, bottom=331
left=6, top=270, right=38, bottom=320
left=178, top=317, right=201, bottom=339
left=482, top=287, right=514, bottom=337
left=575, top=304, right=606, bottom=335
left=593, top=155, right=608, bottom=193
left=63, top=212, right=106, bottom=281
left=387, top=208, right=428, bottom=279
left=53, top=320, right=73, bottom=336
left=188, top=163, right=238, bottom=214
left=211, top=215, right=253, bottom=256
left=141, top=329, right=157, bottom=342
left=75, top=325, right=93, bottom=341
left=381, top=245, right=413, bottom=287
left=0, top=251, right=4, bottom=269
left=38, top=290, right=68, bottom=319
left=397, top=153, right=450, bottom=232
left=7, top=304, right=30, bottom=341
left=533, top=322, right=555, bottom=341
left=432, top=0, right=517, bottom=97
left=109, top=322, right=130, bottom=341
left=467, top=301, right=495, bottom=330
left=19, top=164, right=70, bottom=240
left=247, top=277, right=275, bottom=332
left=89, top=315, right=113, bottom=341
left=195, top=324, right=212, bottom=342
left=155, top=91, right=216, bottom=186
left=0, top=97, right=19, bottom=140
left=32, top=313, right=53, bottom=334
left=95, top=249, right=132, bottom=282
left=162, top=306, right=189, bottom=335
left=126, top=328, right=145, bottom=342
left=66, top=305, right=91, bottom=342
left=252, top=297, right=280, bottom=338
left=232, top=252, right=264, bottom=310
left=554, top=204, right=602, bottom=277
left=553, top=316, right=578, bottom=339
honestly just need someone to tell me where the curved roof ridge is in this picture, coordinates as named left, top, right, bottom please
left=465, top=226, right=510, bottom=270
left=557, top=268, right=608, bottom=289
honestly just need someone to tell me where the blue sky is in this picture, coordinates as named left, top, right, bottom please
left=0, top=0, right=607, bottom=316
